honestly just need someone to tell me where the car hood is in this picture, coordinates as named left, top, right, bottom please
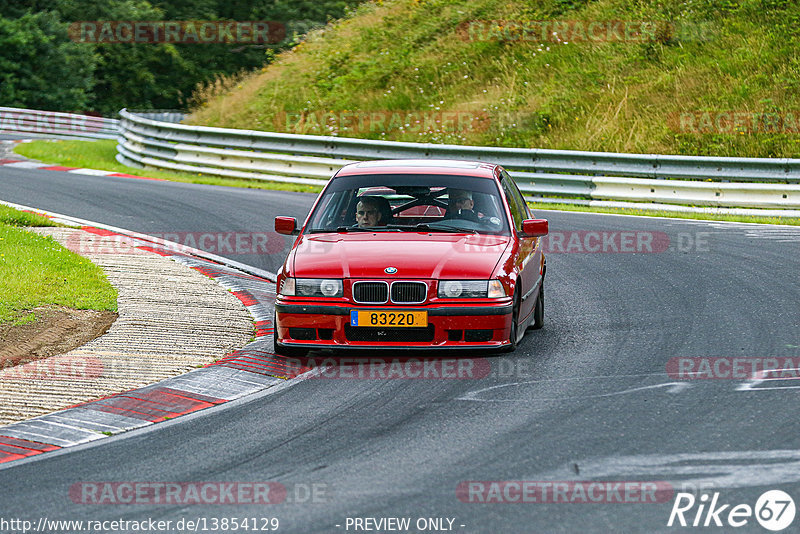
left=290, top=232, right=511, bottom=279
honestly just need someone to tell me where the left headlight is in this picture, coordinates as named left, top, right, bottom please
left=438, top=280, right=506, bottom=299
left=281, top=278, right=343, bottom=297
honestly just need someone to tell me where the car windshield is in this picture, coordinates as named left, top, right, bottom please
left=306, top=173, right=510, bottom=235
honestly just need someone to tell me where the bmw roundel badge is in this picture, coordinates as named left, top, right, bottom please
left=384, top=266, right=398, bottom=274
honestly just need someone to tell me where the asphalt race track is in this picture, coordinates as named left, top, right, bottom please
left=2, top=166, right=800, bottom=533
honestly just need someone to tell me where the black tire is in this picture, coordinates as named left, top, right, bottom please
left=272, top=314, right=308, bottom=358
left=502, top=291, right=521, bottom=353
left=531, top=282, right=544, bottom=330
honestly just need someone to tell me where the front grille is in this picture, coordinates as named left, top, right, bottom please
left=352, top=281, right=389, bottom=304
left=345, top=324, right=435, bottom=342
left=391, top=282, right=427, bottom=304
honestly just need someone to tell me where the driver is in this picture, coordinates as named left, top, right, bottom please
left=445, top=189, right=480, bottom=222
left=355, top=196, right=388, bottom=228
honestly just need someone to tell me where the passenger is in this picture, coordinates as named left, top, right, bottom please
left=445, top=189, right=479, bottom=222
left=355, top=196, right=389, bottom=227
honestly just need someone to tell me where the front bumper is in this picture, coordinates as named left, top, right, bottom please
left=274, top=300, right=513, bottom=350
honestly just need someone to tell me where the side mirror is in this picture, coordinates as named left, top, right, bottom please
left=521, top=218, right=548, bottom=237
left=275, top=216, right=299, bottom=236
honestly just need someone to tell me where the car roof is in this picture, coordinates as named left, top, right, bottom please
left=335, top=159, right=499, bottom=179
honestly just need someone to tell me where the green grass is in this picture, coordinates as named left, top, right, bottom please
left=529, top=201, right=800, bottom=225
left=189, top=0, right=800, bottom=159
left=14, top=140, right=324, bottom=194
left=0, top=207, right=118, bottom=324
left=0, top=204, right=58, bottom=227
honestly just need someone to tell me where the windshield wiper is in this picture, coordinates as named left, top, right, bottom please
left=335, top=226, right=403, bottom=232
left=336, top=226, right=378, bottom=232
left=386, top=223, right=477, bottom=234
left=307, top=226, right=370, bottom=233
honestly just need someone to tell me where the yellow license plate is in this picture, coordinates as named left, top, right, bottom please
left=350, top=310, right=428, bottom=328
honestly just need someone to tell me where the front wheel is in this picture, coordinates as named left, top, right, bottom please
left=502, top=292, right=521, bottom=353
left=531, top=283, right=544, bottom=330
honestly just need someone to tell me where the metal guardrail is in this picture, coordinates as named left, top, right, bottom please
left=129, top=111, right=187, bottom=124
left=116, top=108, right=800, bottom=209
left=0, top=107, right=119, bottom=140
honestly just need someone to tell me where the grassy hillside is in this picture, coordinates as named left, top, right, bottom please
left=188, top=0, right=800, bottom=158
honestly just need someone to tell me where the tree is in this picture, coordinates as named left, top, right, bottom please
left=0, top=11, right=95, bottom=111
left=0, top=0, right=367, bottom=114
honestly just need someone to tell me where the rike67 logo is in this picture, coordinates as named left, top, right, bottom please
left=667, top=490, right=796, bottom=531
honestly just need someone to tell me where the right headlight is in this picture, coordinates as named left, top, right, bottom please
left=438, top=280, right=505, bottom=298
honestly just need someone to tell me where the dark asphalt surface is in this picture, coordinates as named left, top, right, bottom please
left=2, top=166, right=800, bottom=533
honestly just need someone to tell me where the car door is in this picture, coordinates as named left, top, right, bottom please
left=500, top=170, right=539, bottom=325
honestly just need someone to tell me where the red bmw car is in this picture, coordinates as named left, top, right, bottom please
left=273, top=159, right=548, bottom=355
